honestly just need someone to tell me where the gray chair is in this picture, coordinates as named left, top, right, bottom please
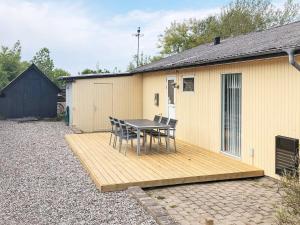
left=113, top=118, right=121, bottom=148
left=108, top=116, right=116, bottom=145
left=117, top=119, right=139, bottom=155
left=154, top=115, right=162, bottom=123
left=149, top=118, right=178, bottom=152
left=145, top=115, right=162, bottom=141
left=149, top=116, right=169, bottom=149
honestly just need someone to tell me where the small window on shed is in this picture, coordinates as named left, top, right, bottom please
left=183, top=76, right=194, bottom=92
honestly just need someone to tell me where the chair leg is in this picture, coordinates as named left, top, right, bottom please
left=119, top=139, right=122, bottom=152
left=125, top=140, right=128, bottom=156
left=174, top=138, right=177, bottom=152
left=150, top=135, right=152, bottom=150
left=165, top=137, right=167, bottom=150
left=144, top=138, right=147, bottom=154
left=109, top=133, right=112, bottom=145
left=131, top=139, right=133, bottom=147
left=113, top=136, right=117, bottom=148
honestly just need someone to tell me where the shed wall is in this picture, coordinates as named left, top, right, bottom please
left=0, top=69, right=58, bottom=118
left=142, top=56, right=300, bottom=178
left=71, top=75, right=143, bottom=132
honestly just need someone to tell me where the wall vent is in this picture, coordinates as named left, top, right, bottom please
left=275, top=135, right=299, bottom=176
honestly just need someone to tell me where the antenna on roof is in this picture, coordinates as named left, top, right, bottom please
left=133, top=27, right=144, bottom=67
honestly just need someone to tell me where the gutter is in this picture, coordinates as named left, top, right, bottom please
left=285, top=49, right=300, bottom=71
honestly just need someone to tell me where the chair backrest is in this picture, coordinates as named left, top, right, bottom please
left=114, top=118, right=120, bottom=128
left=168, top=118, right=178, bottom=138
left=153, top=115, right=161, bottom=123
left=118, top=119, right=127, bottom=129
left=109, top=116, right=115, bottom=126
left=168, top=118, right=178, bottom=129
left=117, top=119, right=128, bottom=136
left=160, top=116, right=169, bottom=125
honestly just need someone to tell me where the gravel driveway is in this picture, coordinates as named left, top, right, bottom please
left=0, top=121, right=157, bottom=225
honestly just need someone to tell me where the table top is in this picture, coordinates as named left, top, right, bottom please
left=125, top=119, right=170, bottom=129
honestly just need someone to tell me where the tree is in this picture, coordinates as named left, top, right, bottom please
left=81, top=68, right=97, bottom=74
left=159, top=0, right=300, bottom=55
left=31, top=48, right=54, bottom=76
left=52, top=68, right=70, bottom=87
left=272, top=0, right=300, bottom=26
left=0, top=42, right=70, bottom=89
left=30, top=47, right=71, bottom=87
left=127, top=52, right=163, bottom=71
left=0, top=41, right=29, bottom=89
left=81, top=68, right=110, bottom=75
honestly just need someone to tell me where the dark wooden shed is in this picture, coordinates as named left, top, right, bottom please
left=0, top=64, right=60, bottom=119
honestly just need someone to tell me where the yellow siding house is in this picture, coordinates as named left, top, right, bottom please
left=62, top=21, right=300, bottom=178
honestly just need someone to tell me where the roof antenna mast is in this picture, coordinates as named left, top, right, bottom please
left=133, top=27, right=144, bottom=67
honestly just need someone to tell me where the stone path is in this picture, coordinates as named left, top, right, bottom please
left=146, top=177, right=280, bottom=225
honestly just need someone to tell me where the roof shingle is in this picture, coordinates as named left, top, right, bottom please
left=133, top=21, right=300, bottom=73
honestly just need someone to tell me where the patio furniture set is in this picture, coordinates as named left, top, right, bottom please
left=108, top=116, right=178, bottom=155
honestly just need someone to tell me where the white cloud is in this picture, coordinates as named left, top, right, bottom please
left=0, top=0, right=219, bottom=74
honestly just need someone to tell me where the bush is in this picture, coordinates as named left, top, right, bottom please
left=275, top=169, right=300, bottom=225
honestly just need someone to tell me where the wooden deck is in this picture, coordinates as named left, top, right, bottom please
left=65, top=133, right=264, bottom=192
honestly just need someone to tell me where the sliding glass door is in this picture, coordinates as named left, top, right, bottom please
left=221, top=74, right=242, bottom=157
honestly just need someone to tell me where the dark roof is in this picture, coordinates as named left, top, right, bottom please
left=0, top=64, right=60, bottom=94
left=133, top=21, right=300, bottom=73
left=60, top=72, right=132, bottom=81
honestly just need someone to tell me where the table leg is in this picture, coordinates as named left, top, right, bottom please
left=143, top=130, right=146, bottom=147
left=137, top=128, right=141, bottom=156
left=167, top=128, right=170, bottom=152
left=143, top=130, right=147, bottom=153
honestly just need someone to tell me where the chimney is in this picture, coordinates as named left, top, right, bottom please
left=214, top=36, right=221, bottom=45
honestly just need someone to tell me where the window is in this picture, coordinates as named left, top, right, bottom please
left=168, top=79, right=175, bottom=104
left=221, top=73, right=242, bottom=157
left=182, top=76, right=194, bottom=92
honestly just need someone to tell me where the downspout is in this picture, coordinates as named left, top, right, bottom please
left=285, top=49, right=300, bottom=71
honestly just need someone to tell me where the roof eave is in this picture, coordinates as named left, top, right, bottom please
left=134, top=49, right=300, bottom=74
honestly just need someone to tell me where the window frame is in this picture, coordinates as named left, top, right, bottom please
left=182, top=75, right=195, bottom=92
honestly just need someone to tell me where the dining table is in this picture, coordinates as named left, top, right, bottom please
left=125, top=119, right=171, bottom=155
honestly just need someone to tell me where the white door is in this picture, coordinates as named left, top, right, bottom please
left=93, top=83, right=113, bottom=131
left=167, top=77, right=176, bottom=119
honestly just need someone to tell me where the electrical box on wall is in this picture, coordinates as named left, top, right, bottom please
left=154, top=93, right=159, bottom=106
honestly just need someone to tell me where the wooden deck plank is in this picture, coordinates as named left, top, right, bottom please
left=65, top=133, right=264, bottom=192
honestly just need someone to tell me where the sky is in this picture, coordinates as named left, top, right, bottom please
left=0, top=0, right=287, bottom=74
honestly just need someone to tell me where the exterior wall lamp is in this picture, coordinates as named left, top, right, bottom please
left=172, top=83, right=179, bottom=89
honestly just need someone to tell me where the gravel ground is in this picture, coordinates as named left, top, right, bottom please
left=0, top=120, right=157, bottom=225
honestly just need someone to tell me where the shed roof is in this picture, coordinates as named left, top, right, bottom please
left=60, top=72, right=132, bottom=81
left=133, top=21, right=300, bottom=73
left=0, top=64, right=61, bottom=94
